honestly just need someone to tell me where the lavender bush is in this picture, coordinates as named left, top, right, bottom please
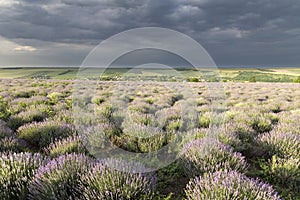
left=7, top=109, right=47, bottom=130
left=155, top=107, right=181, bottom=129
left=0, top=137, right=22, bottom=152
left=1, top=80, right=300, bottom=199
left=218, top=123, right=240, bottom=141
left=0, top=152, right=47, bottom=199
left=274, top=123, right=300, bottom=135
left=128, top=101, right=151, bottom=114
left=10, top=96, right=48, bottom=108
left=198, top=112, right=211, bottom=128
left=258, top=131, right=300, bottom=159
left=44, top=135, right=87, bottom=157
left=180, top=138, right=248, bottom=177
left=14, top=90, right=35, bottom=98
left=185, top=170, right=281, bottom=200
left=124, top=111, right=157, bottom=126
left=0, top=119, right=13, bottom=139
left=81, top=158, right=156, bottom=200
left=47, top=92, right=64, bottom=104
left=248, top=114, right=273, bottom=134
left=17, top=121, right=75, bottom=149
left=51, top=109, right=74, bottom=124
left=121, top=122, right=166, bottom=153
left=276, top=111, right=300, bottom=135
left=260, top=156, right=300, bottom=193
left=28, top=153, right=93, bottom=200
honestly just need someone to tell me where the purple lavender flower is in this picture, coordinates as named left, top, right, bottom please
left=44, top=135, right=87, bottom=157
left=81, top=158, right=156, bottom=200
left=185, top=170, right=281, bottom=200
left=28, top=153, right=93, bottom=200
left=0, top=137, right=22, bottom=152
left=258, top=131, right=300, bottom=159
left=0, top=119, right=14, bottom=139
left=180, top=138, right=248, bottom=177
left=0, top=152, right=47, bottom=199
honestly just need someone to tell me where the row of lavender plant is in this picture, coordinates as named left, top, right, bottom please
left=1, top=79, right=300, bottom=199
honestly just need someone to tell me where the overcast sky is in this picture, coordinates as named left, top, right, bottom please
left=0, top=0, right=300, bottom=67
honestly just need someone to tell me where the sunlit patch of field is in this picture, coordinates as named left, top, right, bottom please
left=0, top=68, right=78, bottom=79
left=270, top=68, right=300, bottom=76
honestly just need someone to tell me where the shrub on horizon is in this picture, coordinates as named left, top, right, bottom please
left=293, top=76, right=300, bottom=83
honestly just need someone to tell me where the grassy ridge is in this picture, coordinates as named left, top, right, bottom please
left=0, top=67, right=300, bottom=82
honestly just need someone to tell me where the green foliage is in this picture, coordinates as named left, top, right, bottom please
left=44, top=136, right=87, bottom=158
left=156, top=162, right=187, bottom=199
left=198, top=113, right=210, bottom=128
left=17, top=121, right=74, bottom=149
left=234, top=71, right=295, bottom=82
left=250, top=116, right=272, bottom=133
left=7, top=109, right=47, bottom=131
left=249, top=76, right=256, bottom=82
left=146, top=98, right=154, bottom=104
left=1, top=67, right=300, bottom=82
left=0, top=98, right=9, bottom=120
left=293, top=76, right=300, bottom=83
left=47, top=92, right=64, bottom=104
left=259, top=156, right=300, bottom=199
left=91, top=97, right=105, bottom=105
left=187, top=77, right=200, bottom=82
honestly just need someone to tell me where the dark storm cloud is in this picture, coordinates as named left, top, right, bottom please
left=0, top=0, right=300, bottom=66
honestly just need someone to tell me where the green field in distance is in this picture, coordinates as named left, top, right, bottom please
left=0, top=67, right=300, bottom=82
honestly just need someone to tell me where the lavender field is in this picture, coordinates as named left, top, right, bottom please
left=0, top=79, right=299, bottom=199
